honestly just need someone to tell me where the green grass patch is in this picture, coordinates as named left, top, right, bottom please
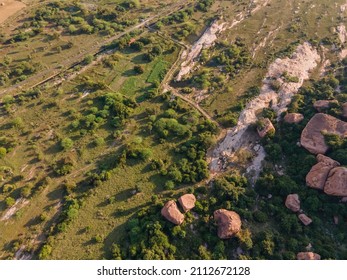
left=146, top=60, right=170, bottom=84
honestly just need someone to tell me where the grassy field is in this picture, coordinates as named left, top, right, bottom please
left=0, top=0, right=346, bottom=260
left=0, top=25, right=194, bottom=258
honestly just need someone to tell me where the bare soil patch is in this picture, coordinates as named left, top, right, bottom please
left=0, top=0, right=26, bottom=24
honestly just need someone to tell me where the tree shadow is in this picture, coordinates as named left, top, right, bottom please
left=46, top=186, right=64, bottom=201
left=122, top=69, right=137, bottom=77
left=25, top=215, right=42, bottom=227
left=131, top=54, right=147, bottom=64
left=44, top=142, right=61, bottom=155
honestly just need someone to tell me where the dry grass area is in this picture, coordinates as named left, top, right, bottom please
left=0, top=0, right=26, bottom=24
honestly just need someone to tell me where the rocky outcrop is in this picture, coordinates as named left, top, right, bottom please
left=298, top=214, right=312, bottom=226
left=285, top=194, right=300, bottom=212
left=178, top=194, right=196, bottom=212
left=306, top=155, right=340, bottom=190
left=300, top=113, right=347, bottom=154
left=257, top=118, right=275, bottom=138
left=161, top=201, right=184, bottom=225
left=297, top=252, right=321, bottom=260
left=284, top=113, right=304, bottom=124
left=313, top=100, right=338, bottom=112
left=214, top=209, right=241, bottom=239
left=342, top=102, right=347, bottom=118
left=324, top=167, right=347, bottom=196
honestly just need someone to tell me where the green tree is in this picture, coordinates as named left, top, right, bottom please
left=134, top=65, right=144, bottom=74
left=61, top=138, right=74, bottom=150
left=5, top=197, right=16, bottom=208
left=0, top=147, right=7, bottom=158
left=11, top=117, right=24, bottom=128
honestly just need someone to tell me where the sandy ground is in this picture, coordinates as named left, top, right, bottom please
left=209, top=42, right=320, bottom=178
left=0, top=0, right=26, bottom=24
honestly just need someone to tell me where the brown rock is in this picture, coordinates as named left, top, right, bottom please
left=297, top=252, right=321, bottom=260
left=178, top=194, right=196, bottom=212
left=214, top=209, right=241, bottom=239
left=284, top=113, right=304, bottom=124
left=285, top=194, right=300, bottom=212
left=306, top=155, right=340, bottom=190
left=257, top=118, right=275, bottom=138
left=342, top=102, right=347, bottom=118
left=300, top=113, right=347, bottom=154
left=313, top=100, right=338, bottom=112
left=298, top=214, right=312, bottom=226
left=324, top=167, right=347, bottom=196
left=161, top=200, right=184, bottom=225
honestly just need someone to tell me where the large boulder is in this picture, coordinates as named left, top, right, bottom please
left=324, top=167, right=347, bottom=196
left=298, top=214, right=312, bottom=226
left=306, top=154, right=340, bottom=190
left=214, top=209, right=241, bottom=239
left=300, top=113, right=347, bottom=154
left=285, top=194, right=301, bottom=212
left=257, top=118, right=275, bottom=138
left=284, top=113, right=304, bottom=124
left=178, top=194, right=196, bottom=212
left=161, top=200, right=184, bottom=225
left=313, top=100, right=338, bottom=112
left=297, top=252, right=321, bottom=260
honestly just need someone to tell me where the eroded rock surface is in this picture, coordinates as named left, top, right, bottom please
left=297, top=252, right=321, bottom=260
left=298, top=214, right=312, bottom=226
left=300, top=113, right=347, bottom=154
left=257, top=118, right=275, bottom=138
left=324, top=167, right=347, bottom=196
left=161, top=200, right=184, bottom=225
left=285, top=194, right=300, bottom=212
left=313, top=100, right=338, bottom=112
left=178, top=194, right=196, bottom=212
left=214, top=209, right=241, bottom=239
left=306, top=155, right=340, bottom=190
left=284, top=113, right=304, bottom=124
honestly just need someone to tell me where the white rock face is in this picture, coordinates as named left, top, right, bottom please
left=209, top=43, right=320, bottom=176
left=176, top=21, right=226, bottom=81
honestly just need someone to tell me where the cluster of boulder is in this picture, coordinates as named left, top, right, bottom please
left=299, top=111, right=346, bottom=199
left=285, top=194, right=312, bottom=226
left=162, top=196, right=242, bottom=240
left=161, top=194, right=196, bottom=225
left=306, top=154, right=347, bottom=197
